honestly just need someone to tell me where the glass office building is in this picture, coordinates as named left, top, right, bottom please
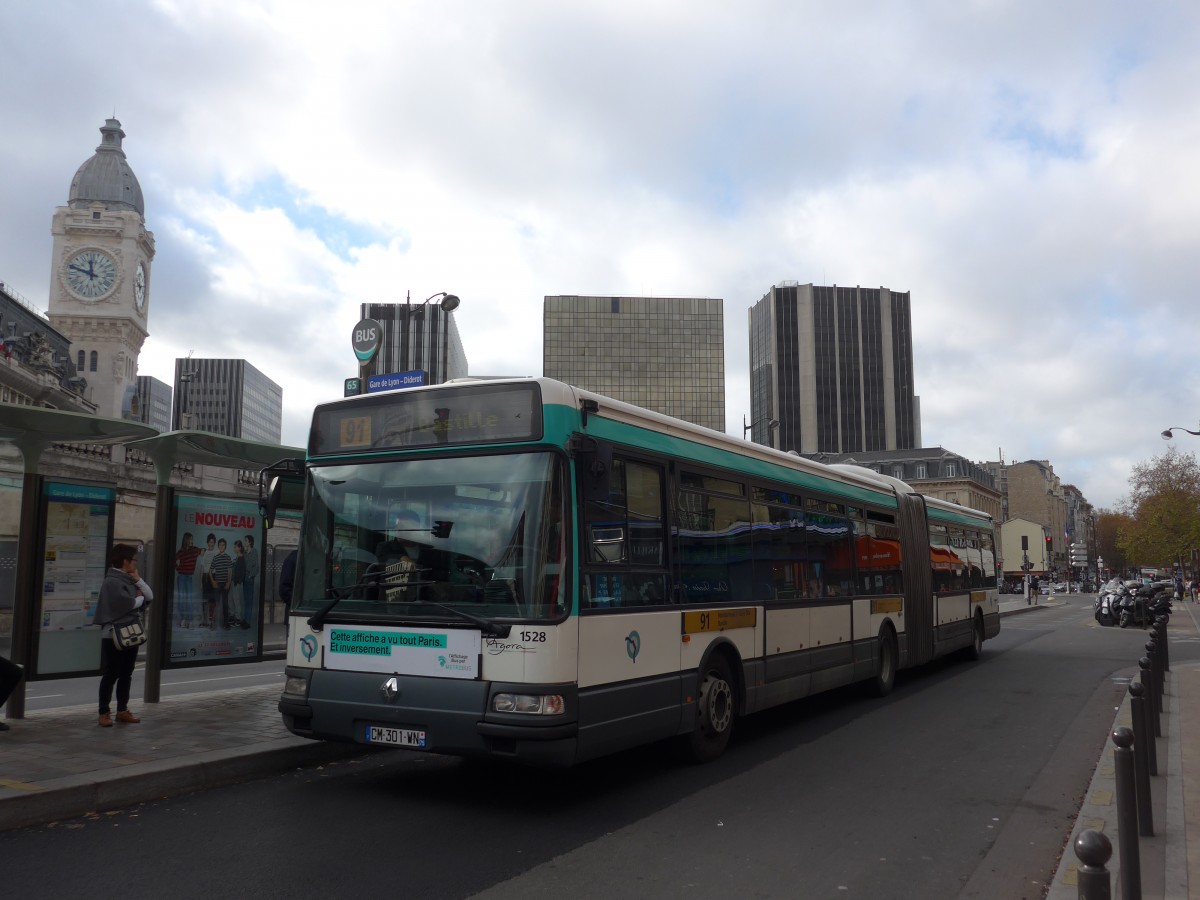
left=543, top=295, right=725, bottom=432
left=171, top=358, right=283, bottom=443
left=748, top=282, right=920, bottom=454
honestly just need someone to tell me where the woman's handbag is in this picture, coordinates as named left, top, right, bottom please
left=112, top=613, right=147, bottom=650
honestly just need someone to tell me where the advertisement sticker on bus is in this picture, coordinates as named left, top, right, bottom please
left=321, top=625, right=482, bottom=679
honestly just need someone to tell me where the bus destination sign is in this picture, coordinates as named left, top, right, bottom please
left=311, top=383, right=543, bottom=455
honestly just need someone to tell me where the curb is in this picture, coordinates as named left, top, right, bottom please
left=0, top=736, right=367, bottom=833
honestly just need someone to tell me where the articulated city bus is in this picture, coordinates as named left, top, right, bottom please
left=270, top=377, right=999, bottom=766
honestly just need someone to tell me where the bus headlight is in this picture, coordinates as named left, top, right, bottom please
left=284, top=675, right=309, bottom=698
left=492, top=692, right=565, bottom=715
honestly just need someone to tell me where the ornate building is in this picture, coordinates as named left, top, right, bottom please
left=46, top=118, right=155, bottom=419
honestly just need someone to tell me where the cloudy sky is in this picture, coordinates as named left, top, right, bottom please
left=3, top=0, right=1198, bottom=510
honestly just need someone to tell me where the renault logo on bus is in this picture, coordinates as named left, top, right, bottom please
left=380, top=677, right=400, bottom=701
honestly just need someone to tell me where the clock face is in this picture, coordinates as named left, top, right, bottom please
left=134, top=263, right=146, bottom=310
left=65, top=249, right=117, bottom=300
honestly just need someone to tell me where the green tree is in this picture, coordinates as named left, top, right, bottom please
left=1094, top=509, right=1132, bottom=575
left=1116, top=447, right=1200, bottom=573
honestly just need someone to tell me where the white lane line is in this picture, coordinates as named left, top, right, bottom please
left=24, top=693, right=66, bottom=700
left=164, top=672, right=284, bottom=686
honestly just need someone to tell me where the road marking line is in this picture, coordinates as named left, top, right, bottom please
left=164, top=672, right=284, bottom=686
left=0, top=779, right=44, bottom=792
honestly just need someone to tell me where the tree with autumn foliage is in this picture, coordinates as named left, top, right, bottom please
left=1094, top=509, right=1133, bottom=576
left=1116, top=446, right=1200, bottom=575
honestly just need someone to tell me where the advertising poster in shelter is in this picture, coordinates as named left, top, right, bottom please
left=37, top=481, right=116, bottom=675
left=167, top=494, right=264, bottom=665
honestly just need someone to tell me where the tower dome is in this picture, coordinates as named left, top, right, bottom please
left=68, top=118, right=144, bottom=216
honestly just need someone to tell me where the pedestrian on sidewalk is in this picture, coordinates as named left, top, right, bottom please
left=0, top=652, right=24, bottom=731
left=279, top=548, right=298, bottom=606
left=93, top=542, right=152, bottom=727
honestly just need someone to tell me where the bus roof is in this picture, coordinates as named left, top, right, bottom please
left=318, top=376, right=993, bottom=526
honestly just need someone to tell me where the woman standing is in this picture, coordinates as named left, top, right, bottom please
left=93, top=543, right=152, bottom=727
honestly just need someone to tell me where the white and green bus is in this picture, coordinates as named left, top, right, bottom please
left=271, top=377, right=999, bottom=766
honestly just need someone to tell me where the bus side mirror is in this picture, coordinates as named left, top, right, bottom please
left=571, top=435, right=612, bottom=503
left=257, top=456, right=305, bottom=528
left=260, top=476, right=282, bottom=528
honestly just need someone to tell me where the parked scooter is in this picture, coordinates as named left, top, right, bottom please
left=1094, top=579, right=1132, bottom=627
left=1117, top=581, right=1173, bottom=628
left=1094, top=589, right=1120, bottom=626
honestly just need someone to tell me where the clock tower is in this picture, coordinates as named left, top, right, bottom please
left=47, top=118, right=155, bottom=420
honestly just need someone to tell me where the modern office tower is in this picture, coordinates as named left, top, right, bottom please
left=543, top=295, right=726, bottom=432
left=131, top=375, right=172, bottom=431
left=362, top=298, right=466, bottom=386
left=748, top=282, right=920, bottom=453
left=172, top=358, right=282, bottom=443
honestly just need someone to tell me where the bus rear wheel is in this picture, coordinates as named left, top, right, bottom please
left=685, top=655, right=735, bottom=763
left=872, top=629, right=897, bottom=697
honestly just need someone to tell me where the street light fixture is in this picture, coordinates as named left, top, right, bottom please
left=743, top=415, right=779, bottom=444
left=178, top=371, right=195, bottom=430
left=1161, top=425, right=1200, bottom=439
left=403, top=291, right=461, bottom=381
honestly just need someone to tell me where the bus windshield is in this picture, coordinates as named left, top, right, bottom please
left=294, top=451, right=568, bottom=623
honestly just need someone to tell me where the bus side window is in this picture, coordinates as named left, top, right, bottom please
left=581, top=457, right=669, bottom=609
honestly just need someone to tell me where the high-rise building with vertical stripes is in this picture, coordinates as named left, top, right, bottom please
left=748, top=282, right=920, bottom=454
left=361, top=299, right=466, bottom=387
left=171, top=358, right=282, bottom=443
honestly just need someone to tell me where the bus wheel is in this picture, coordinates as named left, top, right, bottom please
left=686, top=655, right=735, bottom=763
left=964, top=614, right=984, bottom=661
left=872, top=629, right=897, bottom=697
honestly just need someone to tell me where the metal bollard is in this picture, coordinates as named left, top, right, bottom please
left=1139, top=656, right=1160, bottom=742
left=1127, top=681, right=1154, bottom=834
left=1145, top=638, right=1163, bottom=708
left=1156, top=615, right=1170, bottom=672
left=1075, top=828, right=1112, bottom=900
left=1112, top=726, right=1142, bottom=900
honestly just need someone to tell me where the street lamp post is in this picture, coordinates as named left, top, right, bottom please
left=1162, top=424, right=1200, bottom=439
left=743, top=415, right=779, bottom=448
left=405, top=291, right=461, bottom=382
left=178, top=371, right=195, bottom=430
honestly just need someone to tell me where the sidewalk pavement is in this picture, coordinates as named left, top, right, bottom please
left=0, top=595, right=1195, bottom=897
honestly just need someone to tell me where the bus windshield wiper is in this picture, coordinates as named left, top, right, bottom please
left=306, top=578, right=511, bottom=638
left=404, top=597, right=511, bottom=638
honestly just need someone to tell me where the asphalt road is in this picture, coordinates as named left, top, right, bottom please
left=2, top=599, right=1184, bottom=900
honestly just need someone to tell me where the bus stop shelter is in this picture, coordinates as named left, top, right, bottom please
left=0, top=406, right=158, bottom=718
left=1, top=407, right=302, bottom=718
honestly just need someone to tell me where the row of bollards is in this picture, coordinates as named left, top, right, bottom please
left=1075, top=611, right=1171, bottom=900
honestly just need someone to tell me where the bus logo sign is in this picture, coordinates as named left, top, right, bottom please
left=351, top=318, right=382, bottom=363
left=300, top=635, right=318, bottom=660
left=625, top=630, right=641, bottom=663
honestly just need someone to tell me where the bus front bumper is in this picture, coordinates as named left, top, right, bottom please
left=279, top=666, right=580, bottom=767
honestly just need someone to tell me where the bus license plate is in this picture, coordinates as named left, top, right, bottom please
left=366, top=725, right=426, bottom=748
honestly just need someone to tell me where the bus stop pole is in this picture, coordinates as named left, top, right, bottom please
left=5, top=436, right=46, bottom=720
left=142, top=464, right=175, bottom=703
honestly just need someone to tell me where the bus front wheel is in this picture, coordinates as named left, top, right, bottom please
left=872, top=629, right=897, bottom=697
left=686, top=655, right=736, bottom=763
left=964, top=614, right=984, bottom=661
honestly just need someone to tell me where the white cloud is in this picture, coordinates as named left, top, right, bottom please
left=4, top=0, right=1200, bottom=508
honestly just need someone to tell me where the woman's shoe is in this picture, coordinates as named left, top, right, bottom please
left=98, top=713, right=113, bottom=727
